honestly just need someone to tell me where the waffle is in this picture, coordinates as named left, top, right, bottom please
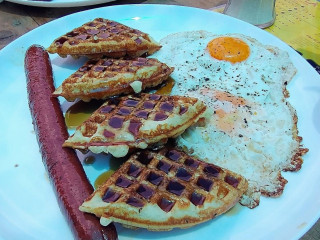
left=80, top=148, right=248, bottom=231
left=47, top=18, right=161, bottom=59
left=53, top=58, right=174, bottom=102
left=63, top=93, right=207, bottom=157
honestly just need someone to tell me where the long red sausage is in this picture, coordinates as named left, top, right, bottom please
left=25, top=45, right=118, bottom=240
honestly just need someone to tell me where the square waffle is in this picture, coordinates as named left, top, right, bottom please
left=80, top=148, right=248, bottom=231
left=53, top=57, right=174, bottom=102
left=63, top=93, right=207, bottom=157
left=47, top=18, right=161, bottom=59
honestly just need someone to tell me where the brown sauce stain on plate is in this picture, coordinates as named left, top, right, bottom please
left=84, top=155, right=96, bottom=165
left=297, top=222, right=307, bottom=229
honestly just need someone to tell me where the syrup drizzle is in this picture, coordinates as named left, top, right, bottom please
left=93, top=155, right=129, bottom=189
left=155, top=76, right=175, bottom=95
left=65, top=100, right=104, bottom=129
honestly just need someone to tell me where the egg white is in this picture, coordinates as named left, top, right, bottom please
left=152, top=31, right=302, bottom=208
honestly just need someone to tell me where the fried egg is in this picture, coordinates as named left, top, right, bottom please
left=152, top=31, right=307, bottom=208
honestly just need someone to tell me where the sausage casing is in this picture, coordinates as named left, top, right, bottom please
left=25, top=45, right=117, bottom=240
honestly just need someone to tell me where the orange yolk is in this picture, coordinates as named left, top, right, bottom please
left=207, top=37, right=250, bottom=63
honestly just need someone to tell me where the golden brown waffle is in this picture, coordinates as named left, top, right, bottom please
left=80, top=148, right=248, bottom=231
left=63, top=93, right=207, bottom=157
left=47, top=18, right=161, bottom=58
left=53, top=58, right=174, bottom=102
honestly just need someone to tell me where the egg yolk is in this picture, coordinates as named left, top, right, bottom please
left=207, top=37, right=250, bottom=63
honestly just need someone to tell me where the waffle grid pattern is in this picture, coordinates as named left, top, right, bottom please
left=53, top=18, right=150, bottom=48
left=81, top=93, right=193, bottom=139
left=66, top=58, right=168, bottom=84
left=101, top=149, right=242, bottom=213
